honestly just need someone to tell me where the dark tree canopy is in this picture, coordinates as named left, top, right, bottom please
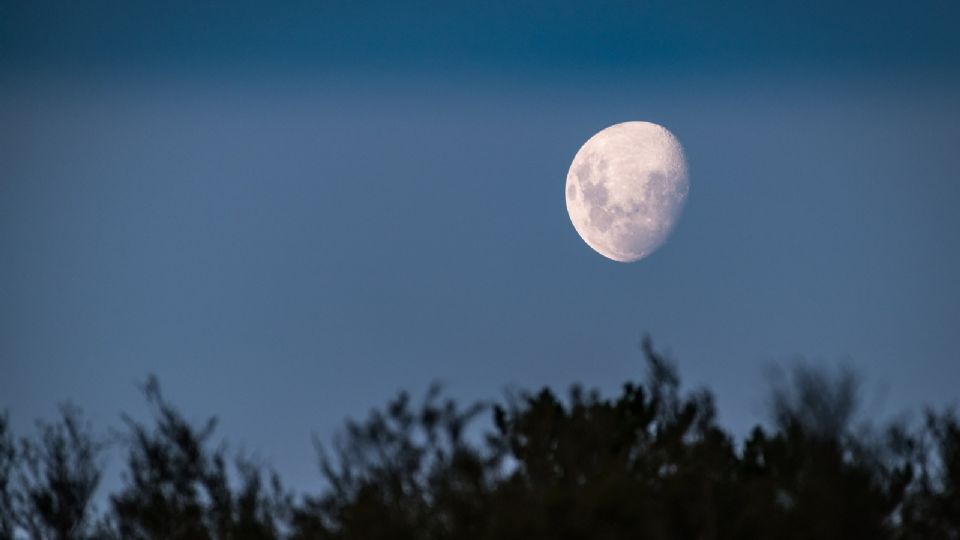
left=1, top=339, right=958, bottom=540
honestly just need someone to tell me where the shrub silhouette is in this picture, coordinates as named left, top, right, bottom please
left=108, top=377, right=287, bottom=540
left=1, top=339, right=957, bottom=540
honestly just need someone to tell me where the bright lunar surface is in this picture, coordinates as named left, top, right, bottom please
left=565, top=121, right=689, bottom=262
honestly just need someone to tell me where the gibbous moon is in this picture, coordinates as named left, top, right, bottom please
left=565, top=121, right=689, bottom=262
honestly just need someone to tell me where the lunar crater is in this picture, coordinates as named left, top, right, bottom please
left=580, top=179, right=609, bottom=207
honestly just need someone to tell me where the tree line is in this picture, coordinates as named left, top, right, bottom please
left=1, top=339, right=958, bottom=539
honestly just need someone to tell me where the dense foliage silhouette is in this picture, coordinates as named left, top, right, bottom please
left=1, top=339, right=958, bottom=539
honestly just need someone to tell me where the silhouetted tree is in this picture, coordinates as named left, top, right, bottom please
left=472, top=338, right=735, bottom=540
left=287, top=383, right=488, bottom=540
left=730, top=363, right=905, bottom=538
left=2, top=339, right=958, bottom=540
left=898, top=408, right=960, bottom=540
left=106, top=376, right=287, bottom=540
left=5, top=405, right=103, bottom=540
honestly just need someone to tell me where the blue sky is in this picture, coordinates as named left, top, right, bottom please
left=2, top=0, right=959, bottom=493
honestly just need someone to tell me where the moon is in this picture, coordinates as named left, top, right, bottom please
left=565, top=121, right=689, bottom=262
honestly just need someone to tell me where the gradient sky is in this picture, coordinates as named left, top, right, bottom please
left=2, top=0, right=959, bottom=493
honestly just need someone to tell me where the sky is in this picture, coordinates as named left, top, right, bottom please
left=2, top=0, right=959, bottom=493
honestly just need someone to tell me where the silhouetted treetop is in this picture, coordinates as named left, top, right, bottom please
left=1, top=340, right=957, bottom=540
